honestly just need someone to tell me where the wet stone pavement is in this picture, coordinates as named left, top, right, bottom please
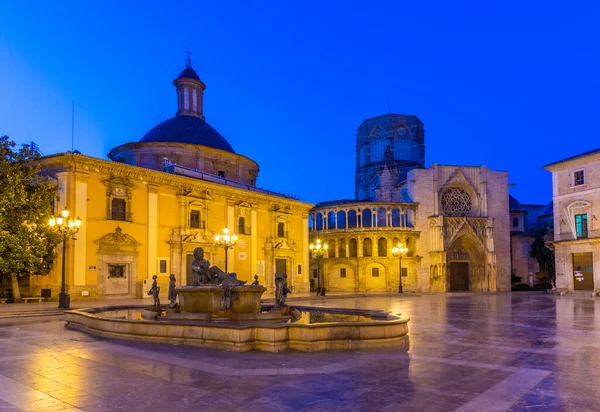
left=1, top=292, right=600, bottom=411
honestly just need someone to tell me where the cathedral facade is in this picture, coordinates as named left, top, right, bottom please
left=31, top=63, right=312, bottom=301
left=309, top=115, right=511, bottom=293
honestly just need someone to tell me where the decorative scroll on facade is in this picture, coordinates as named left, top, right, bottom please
left=441, top=187, right=472, bottom=217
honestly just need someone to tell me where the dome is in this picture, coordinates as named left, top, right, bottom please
left=177, top=66, right=201, bottom=81
left=139, top=115, right=235, bottom=153
left=509, top=195, right=523, bottom=211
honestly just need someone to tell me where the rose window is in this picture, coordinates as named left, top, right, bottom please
left=441, top=187, right=472, bottom=217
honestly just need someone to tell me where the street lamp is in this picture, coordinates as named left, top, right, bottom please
left=214, top=227, right=238, bottom=273
left=309, top=238, right=328, bottom=296
left=48, top=207, right=81, bottom=309
left=392, top=242, right=408, bottom=294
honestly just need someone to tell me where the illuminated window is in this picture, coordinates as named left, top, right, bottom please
left=575, top=214, right=588, bottom=239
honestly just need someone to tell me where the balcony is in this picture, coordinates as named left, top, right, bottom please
left=189, top=220, right=207, bottom=230
left=546, top=230, right=600, bottom=242
left=237, top=226, right=252, bottom=236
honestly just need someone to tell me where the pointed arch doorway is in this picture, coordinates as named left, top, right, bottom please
left=446, top=234, right=487, bottom=292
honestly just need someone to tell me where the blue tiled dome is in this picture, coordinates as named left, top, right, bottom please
left=139, top=115, right=235, bottom=153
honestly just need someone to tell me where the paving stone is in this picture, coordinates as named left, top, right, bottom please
left=0, top=293, right=600, bottom=411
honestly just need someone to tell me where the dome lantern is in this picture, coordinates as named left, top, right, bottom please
left=174, top=54, right=206, bottom=119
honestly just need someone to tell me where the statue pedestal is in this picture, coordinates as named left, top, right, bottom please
left=175, top=285, right=266, bottom=315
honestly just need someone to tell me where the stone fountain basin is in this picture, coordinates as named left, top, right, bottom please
left=175, top=285, right=265, bottom=314
left=65, top=305, right=410, bottom=352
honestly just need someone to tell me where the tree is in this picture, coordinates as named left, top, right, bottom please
left=0, top=136, right=61, bottom=302
left=530, top=228, right=556, bottom=288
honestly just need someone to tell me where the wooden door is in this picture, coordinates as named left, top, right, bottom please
left=276, top=258, right=287, bottom=275
left=186, top=254, right=194, bottom=286
left=572, top=253, right=594, bottom=290
left=450, top=262, right=469, bottom=291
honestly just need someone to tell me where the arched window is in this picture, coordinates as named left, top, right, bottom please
left=338, top=239, right=346, bottom=258
left=391, top=209, right=401, bottom=227
left=348, top=210, right=357, bottom=228
left=406, top=237, right=414, bottom=257
left=328, top=211, right=336, bottom=229
left=363, top=238, right=372, bottom=257
left=238, top=217, right=245, bottom=234
left=316, top=213, right=323, bottom=230
left=308, top=214, right=314, bottom=231
left=328, top=239, right=336, bottom=258
left=377, top=208, right=386, bottom=227
left=362, top=209, right=372, bottom=228
left=337, top=211, right=346, bottom=229
left=349, top=239, right=357, bottom=257
left=378, top=237, right=387, bottom=257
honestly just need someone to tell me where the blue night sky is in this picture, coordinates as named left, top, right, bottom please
left=1, top=1, right=598, bottom=205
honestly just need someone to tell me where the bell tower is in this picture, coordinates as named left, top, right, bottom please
left=173, top=52, right=206, bottom=119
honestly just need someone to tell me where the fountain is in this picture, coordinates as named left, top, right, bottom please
left=65, top=247, right=410, bottom=352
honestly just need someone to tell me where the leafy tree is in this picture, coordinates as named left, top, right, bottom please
left=530, top=228, right=555, bottom=288
left=0, top=136, right=61, bottom=302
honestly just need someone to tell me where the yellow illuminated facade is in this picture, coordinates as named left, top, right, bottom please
left=30, top=63, right=312, bottom=301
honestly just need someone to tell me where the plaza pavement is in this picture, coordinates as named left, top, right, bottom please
left=0, top=292, right=599, bottom=411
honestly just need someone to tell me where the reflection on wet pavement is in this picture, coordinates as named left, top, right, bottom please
left=0, top=293, right=599, bottom=411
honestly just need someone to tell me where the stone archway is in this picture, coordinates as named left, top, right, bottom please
left=446, top=233, right=487, bottom=292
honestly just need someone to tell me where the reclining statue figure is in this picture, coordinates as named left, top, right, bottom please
left=191, top=247, right=228, bottom=285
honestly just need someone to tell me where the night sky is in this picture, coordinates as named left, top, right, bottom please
left=1, top=1, right=599, bottom=206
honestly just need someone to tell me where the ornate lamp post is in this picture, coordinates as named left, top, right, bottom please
left=214, top=227, right=238, bottom=273
left=48, top=207, right=81, bottom=309
left=309, top=238, right=328, bottom=296
left=392, top=242, right=408, bottom=294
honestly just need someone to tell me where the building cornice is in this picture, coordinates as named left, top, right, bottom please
left=38, top=153, right=312, bottom=211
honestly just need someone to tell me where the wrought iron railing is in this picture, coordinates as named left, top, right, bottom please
left=238, top=226, right=252, bottom=235
left=545, top=230, right=600, bottom=242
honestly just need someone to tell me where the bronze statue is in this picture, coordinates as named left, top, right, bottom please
left=191, top=247, right=211, bottom=285
left=148, top=274, right=160, bottom=307
left=274, top=273, right=291, bottom=308
left=251, top=274, right=260, bottom=286
left=167, top=274, right=178, bottom=308
left=191, top=247, right=229, bottom=285
left=220, top=273, right=247, bottom=310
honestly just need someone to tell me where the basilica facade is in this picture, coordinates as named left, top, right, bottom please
left=31, top=63, right=312, bottom=301
left=309, top=114, right=511, bottom=293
